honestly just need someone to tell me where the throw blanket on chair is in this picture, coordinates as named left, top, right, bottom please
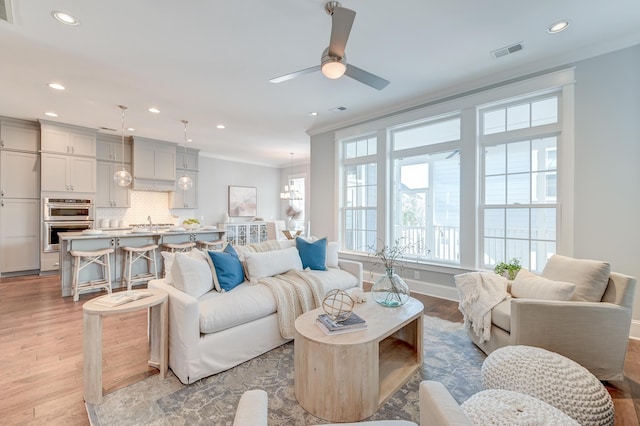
left=258, top=270, right=325, bottom=339
left=454, top=272, right=509, bottom=343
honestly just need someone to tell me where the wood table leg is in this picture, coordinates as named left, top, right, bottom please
left=83, top=312, right=103, bottom=404
left=148, top=299, right=168, bottom=378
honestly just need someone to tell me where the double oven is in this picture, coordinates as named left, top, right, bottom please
left=43, top=198, right=95, bottom=252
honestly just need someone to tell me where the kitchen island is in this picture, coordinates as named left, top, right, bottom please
left=58, top=228, right=225, bottom=297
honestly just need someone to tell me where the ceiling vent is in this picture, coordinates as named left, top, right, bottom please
left=330, top=106, right=348, bottom=113
left=491, top=42, right=524, bottom=59
left=0, top=0, right=14, bottom=23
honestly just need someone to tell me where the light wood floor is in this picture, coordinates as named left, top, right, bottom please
left=1, top=274, right=639, bottom=425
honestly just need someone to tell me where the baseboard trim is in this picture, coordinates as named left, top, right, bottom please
left=405, top=277, right=640, bottom=341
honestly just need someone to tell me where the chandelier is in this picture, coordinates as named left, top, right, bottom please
left=280, top=152, right=302, bottom=200
left=113, top=105, right=132, bottom=187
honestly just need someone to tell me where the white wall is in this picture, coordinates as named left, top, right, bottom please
left=310, top=44, right=640, bottom=320
left=196, top=155, right=281, bottom=225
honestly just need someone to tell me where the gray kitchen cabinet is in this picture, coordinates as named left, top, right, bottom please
left=176, top=148, right=199, bottom=171
left=96, top=134, right=132, bottom=163
left=1, top=151, right=39, bottom=198
left=0, top=119, right=40, bottom=152
left=96, top=161, right=131, bottom=207
left=170, top=170, right=198, bottom=208
left=132, top=137, right=176, bottom=182
left=41, top=153, right=96, bottom=193
left=0, top=198, right=40, bottom=273
left=40, top=121, right=96, bottom=157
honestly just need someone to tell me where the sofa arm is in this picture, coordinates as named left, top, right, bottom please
left=419, top=381, right=472, bottom=426
left=338, top=259, right=363, bottom=289
left=510, top=299, right=632, bottom=380
left=233, top=390, right=268, bottom=426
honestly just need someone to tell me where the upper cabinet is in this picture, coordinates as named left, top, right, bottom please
left=41, top=153, right=96, bottom=193
left=132, top=137, right=176, bottom=190
left=1, top=151, right=39, bottom=198
left=40, top=120, right=96, bottom=157
left=176, top=147, right=199, bottom=171
left=0, top=118, right=40, bottom=152
left=97, top=134, right=132, bottom=163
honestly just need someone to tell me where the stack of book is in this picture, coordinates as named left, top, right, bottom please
left=92, top=290, right=154, bottom=308
left=316, top=312, right=367, bottom=335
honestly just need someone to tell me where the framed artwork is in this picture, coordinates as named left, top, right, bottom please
left=228, top=185, right=257, bottom=217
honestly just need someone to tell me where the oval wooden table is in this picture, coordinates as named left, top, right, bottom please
left=294, top=294, right=424, bottom=422
left=82, top=288, right=168, bottom=404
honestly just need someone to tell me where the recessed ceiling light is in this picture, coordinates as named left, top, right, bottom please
left=48, top=82, right=65, bottom=90
left=127, top=127, right=135, bottom=132
left=216, top=124, right=225, bottom=129
left=309, top=112, right=318, bottom=116
left=547, top=20, right=570, bottom=34
left=45, top=112, right=58, bottom=117
left=52, top=11, right=79, bottom=26
left=148, top=107, right=160, bottom=114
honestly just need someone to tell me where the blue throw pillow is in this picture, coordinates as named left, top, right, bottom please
left=296, top=237, right=327, bottom=271
left=207, top=244, right=244, bottom=291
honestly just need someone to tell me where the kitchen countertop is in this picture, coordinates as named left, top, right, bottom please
left=58, top=227, right=224, bottom=240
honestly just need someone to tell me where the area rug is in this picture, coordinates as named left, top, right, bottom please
left=86, top=315, right=485, bottom=425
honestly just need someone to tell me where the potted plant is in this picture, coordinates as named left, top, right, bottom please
left=368, top=238, right=413, bottom=307
left=494, top=258, right=522, bottom=280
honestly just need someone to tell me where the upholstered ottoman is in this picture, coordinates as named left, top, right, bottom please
left=482, top=345, right=614, bottom=426
left=461, top=389, right=579, bottom=425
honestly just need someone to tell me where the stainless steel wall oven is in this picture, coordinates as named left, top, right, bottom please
left=43, top=198, right=94, bottom=252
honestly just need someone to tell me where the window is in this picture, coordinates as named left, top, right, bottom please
left=480, top=94, right=560, bottom=272
left=390, top=116, right=461, bottom=264
left=342, top=137, right=377, bottom=252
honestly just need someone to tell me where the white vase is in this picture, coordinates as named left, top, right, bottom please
left=287, top=217, right=297, bottom=230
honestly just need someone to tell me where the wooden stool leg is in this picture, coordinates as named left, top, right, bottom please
left=105, top=252, right=112, bottom=294
left=126, top=250, right=133, bottom=291
left=72, top=255, right=80, bottom=302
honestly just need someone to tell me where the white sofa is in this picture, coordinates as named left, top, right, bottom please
left=464, top=255, right=637, bottom=381
left=149, top=238, right=363, bottom=384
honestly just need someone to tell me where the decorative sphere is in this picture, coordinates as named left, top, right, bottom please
left=178, top=175, right=193, bottom=190
left=322, top=289, right=355, bottom=322
left=113, top=169, right=132, bottom=187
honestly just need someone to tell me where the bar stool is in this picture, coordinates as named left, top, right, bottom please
left=196, top=239, right=226, bottom=251
left=162, top=241, right=196, bottom=252
left=70, top=248, right=114, bottom=302
left=121, top=244, right=159, bottom=290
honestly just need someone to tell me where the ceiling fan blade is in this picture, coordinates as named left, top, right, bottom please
left=328, top=7, right=356, bottom=58
left=345, top=64, right=390, bottom=90
left=269, top=65, right=321, bottom=84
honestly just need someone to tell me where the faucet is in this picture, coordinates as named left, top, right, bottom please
left=147, top=215, right=152, bottom=230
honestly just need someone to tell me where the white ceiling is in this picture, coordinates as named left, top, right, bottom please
left=1, top=1, right=639, bottom=168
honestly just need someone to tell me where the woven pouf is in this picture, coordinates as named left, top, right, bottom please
left=482, top=345, right=614, bottom=426
left=461, top=389, right=579, bottom=425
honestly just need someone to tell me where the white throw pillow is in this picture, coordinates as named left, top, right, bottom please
left=171, top=251, right=214, bottom=299
left=244, top=246, right=302, bottom=282
left=326, top=241, right=340, bottom=269
left=541, top=255, right=610, bottom=302
left=161, top=249, right=209, bottom=286
left=511, top=268, right=576, bottom=301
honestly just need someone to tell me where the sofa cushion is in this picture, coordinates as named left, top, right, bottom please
left=296, top=237, right=328, bottom=271
left=306, top=267, right=359, bottom=293
left=198, top=283, right=277, bottom=333
left=161, top=248, right=204, bottom=285
left=326, top=241, right=339, bottom=269
left=511, top=268, right=576, bottom=301
left=207, top=244, right=245, bottom=292
left=491, top=299, right=511, bottom=333
left=244, top=246, right=303, bottom=282
left=171, top=251, right=214, bottom=299
left=541, top=255, right=610, bottom=302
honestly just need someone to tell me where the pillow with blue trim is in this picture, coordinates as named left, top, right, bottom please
left=296, top=237, right=327, bottom=271
left=207, top=244, right=245, bottom=292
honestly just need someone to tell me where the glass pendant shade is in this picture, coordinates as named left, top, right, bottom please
left=178, top=174, right=193, bottom=190
left=114, top=105, right=132, bottom=187
left=114, top=169, right=133, bottom=186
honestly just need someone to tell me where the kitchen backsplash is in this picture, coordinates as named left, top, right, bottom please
left=95, top=191, right=196, bottom=227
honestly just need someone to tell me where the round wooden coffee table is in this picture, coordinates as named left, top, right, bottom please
left=82, top=288, right=168, bottom=404
left=294, top=294, right=424, bottom=422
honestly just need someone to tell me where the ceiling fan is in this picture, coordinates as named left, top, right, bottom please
left=269, top=1, right=390, bottom=90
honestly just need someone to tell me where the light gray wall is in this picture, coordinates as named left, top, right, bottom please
left=196, top=156, right=281, bottom=225
left=310, top=44, right=640, bottom=317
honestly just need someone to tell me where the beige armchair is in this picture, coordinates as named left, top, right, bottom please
left=468, top=255, right=637, bottom=381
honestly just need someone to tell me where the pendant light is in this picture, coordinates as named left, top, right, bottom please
left=177, top=120, right=193, bottom=190
left=280, top=152, right=302, bottom=200
left=113, top=105, right=132, bottom=187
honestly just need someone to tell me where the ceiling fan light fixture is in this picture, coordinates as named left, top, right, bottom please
left=321, top=57, right=346, bottom=79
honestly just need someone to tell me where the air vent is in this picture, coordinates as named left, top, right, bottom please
left=0, top=0, right=13, bottom=23
left=330, top=106, right=348, bottom=113
left=491, top=42, right=524, bottom=59
left=99, top=127, right=117, bottom=132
